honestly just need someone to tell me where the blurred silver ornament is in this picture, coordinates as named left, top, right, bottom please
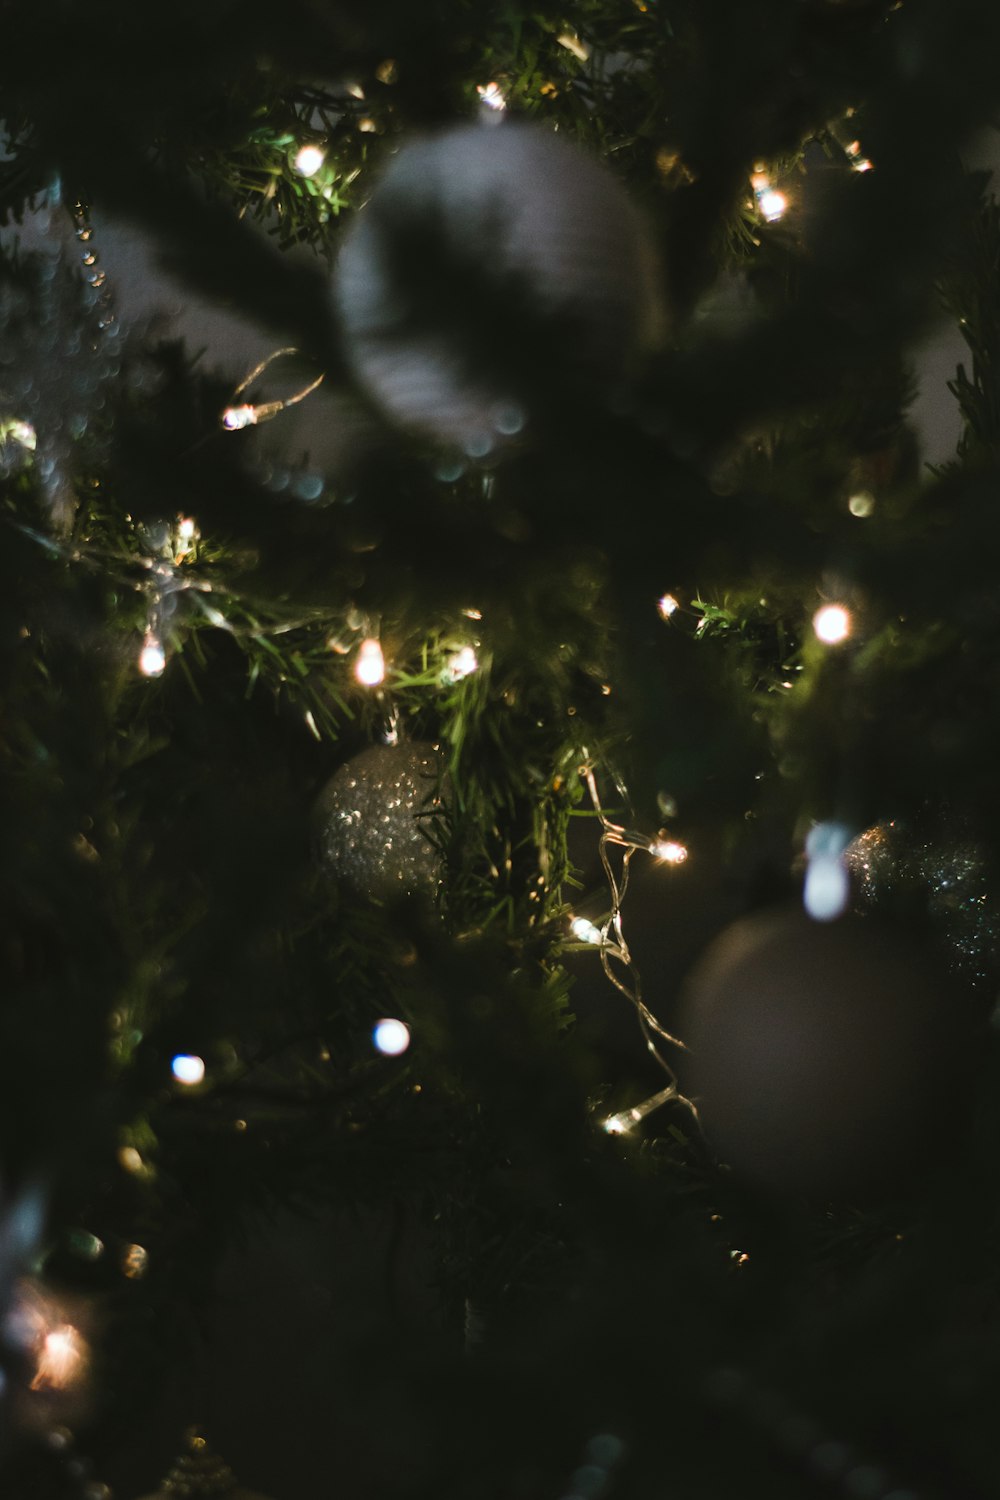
left=334, top=121, right=666, bottom=450
left=845, top=821, right=999, bottom=990
left=315, top=742, right=446, bottom=902
left=679, top=905, right=953, bottom=1198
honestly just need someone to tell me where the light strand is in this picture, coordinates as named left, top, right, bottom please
left=578, top=764, right=699, bottom=1135
left=221, top=347, right=324, bottom=431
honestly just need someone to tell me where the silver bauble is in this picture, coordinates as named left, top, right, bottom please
left=315, top=742, right=446, bottom=902
left=846, top=821, right=999, bottom=990
left=334, top=121, right=665, bottom=449
left=679, top=906, right=951, bottom=1198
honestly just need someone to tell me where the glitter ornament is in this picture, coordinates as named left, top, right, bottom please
left=334, top=121, right=665, bottom=450
left=846, top=820, right=999, bottom=991
left=315, top=742, right=446, bottom=902
left=136, top=1430, right=272, bottom=1499
left=679, top=906, right=953, bottom=1198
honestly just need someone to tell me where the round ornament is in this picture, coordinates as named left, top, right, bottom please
left=136, top=1431, right=272, bottom=1500
left=678, top=906, right=953, bottom=1198
left=334, top=121, right=665, bottom=450
left=315, top=741, right=446, bottom=902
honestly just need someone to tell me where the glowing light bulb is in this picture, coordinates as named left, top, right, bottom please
left=476, top=81, right=507, bottom=110
left=172, top=1054, right=206, bottom=1086
left=221, top=404, right=257, bottom=430
left=758, top=189, right=788, bottom=222
left=139, top=632, right=166, bottom=678
left=848, top=491, right=875, bottom=518
left=651, top=839, right=688, bottom=865
left=570, top=916, right=603, bottom=945
left=813, top=604, right=852, bottom=645
left=373, top=1018, right=410, bottom=1056
left=603, top=1113, right=631, bottom=1136
left=31, top=1325, right=87, bottom=1392
left=446, top=645, right=478, bottom=681
left=294, top=143, right=326, bottom=177
left=657, top=593, right=679, bottom=619
left=355, top=637, right=385, bottom=686
left=174, top=515, right=199, bottom=562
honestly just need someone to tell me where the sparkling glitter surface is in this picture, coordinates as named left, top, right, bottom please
left=846, top=821, right=998, bottom=989
left=315, top=742, right=445, bottom=902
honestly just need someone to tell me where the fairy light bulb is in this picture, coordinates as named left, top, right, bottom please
left=373, top=1018, right=410, bottom=1056
left=355, top=637, right=386, bottom=686
left=476, top=81, right=507, bottom=110
left=650, top=839, right=688, bottom=865
left=758, top=188, right=787, bottom=222
left=446, top=645, right=478, bottom=681
left=139, top=632, right=166, bottom=678
left=570, top=916, right=603, bottom=945
left=174, top=515, right=199, bottom=563
left=31, top=1325, right=86, bottom=1391
left=294, top=144, right=326, bottom=177
left=813, top=604, right=852, bottom=645
left=171, top=1054, right=206, bottom=1086
left=657, top=593, right=679, bottom=619
left=221, top=403, right=257, bottom=431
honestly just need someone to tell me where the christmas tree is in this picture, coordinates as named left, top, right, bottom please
left=2, top=1, right=1000, bottom=1495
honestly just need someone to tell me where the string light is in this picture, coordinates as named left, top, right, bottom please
left=31, top=1325, right=87, bottom=1392
left=602, top=1085, right=680, bottom=1137
left=174, top=515, right=199, bottom=562
left=570, top=915, right=604, bottom=945
left=813, top=603, right=852, bottom=644
left=476, top=81, right=507, bottom=111
left=578, top=763, right=699, bottom=1134
left=751, top=170, right=788, bottom=222
left=7, top=1282, right=89, bottom=1396
left=293, top=143, right=326, bottom=177
left=138, top=631, right=166, bottom=678
left=657, top=593, right=679, bottom=619
left=221, top=403, right=258, bottom=431
left=355, top=637, right=386, bottom=686
left=220, top=347, right=325, bottom=432
left=171, top=1054, right=206, bottom=1086
left=650, top=838, right=688, bottom=865
left=373, top=1018, right=410, bottom=1056
left=758, top=188, right=788, bottom=222
left=848, top=491, right=875, bottom=518
left=445, top=645, right=478, bottom=681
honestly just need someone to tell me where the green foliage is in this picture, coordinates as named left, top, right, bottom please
left=6, top=0, right=1000, bottom=1496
